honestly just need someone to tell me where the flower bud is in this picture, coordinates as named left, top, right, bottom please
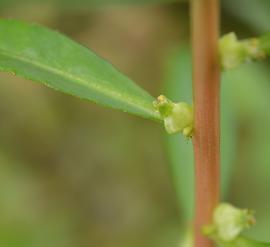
left=205, top=203, right=255, bottom=242
left=219, top=33, right=265, bottom=70
left=154, top=95, right=193, bottom=137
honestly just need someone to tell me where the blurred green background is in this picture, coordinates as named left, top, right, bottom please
left=0, top=1, right=270, bottom=246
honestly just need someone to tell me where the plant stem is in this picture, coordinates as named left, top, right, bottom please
left=191, top=0, right=221, bottom=247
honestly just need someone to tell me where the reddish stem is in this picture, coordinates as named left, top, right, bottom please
left=191, top=0, right=221, bottom=247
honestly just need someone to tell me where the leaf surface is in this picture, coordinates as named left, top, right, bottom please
left=0, top=19, right=161, bottom=121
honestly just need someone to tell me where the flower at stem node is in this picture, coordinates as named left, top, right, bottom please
left=153, top=95, right=193, bottom=137
left=219, top=32, right=266, bottom=70
left=202, top=203, right=255, bottom=242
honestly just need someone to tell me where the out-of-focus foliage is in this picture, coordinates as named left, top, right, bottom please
left=1, top=1, right=270, bottom=247
left=222, top=0, right=270, bottom=33
left=0, top=153, right=76, bottom=247
left=0, top=0, right=180, bottom=9
left=260, top=33, right=270, bottom=55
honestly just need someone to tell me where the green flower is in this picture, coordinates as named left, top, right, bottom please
left=219, top=33, right=265, bottom=70
left=153, top=95, right=193, bottom=137
left=203, top=203, right=255, bottom=242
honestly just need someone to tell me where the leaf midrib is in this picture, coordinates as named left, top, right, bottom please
left=0, top=48, right=160, bottom=119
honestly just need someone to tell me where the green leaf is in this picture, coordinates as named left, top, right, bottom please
left=164, top=47, right=236, bottom=220
left=0, top=19, right=161, bottom=121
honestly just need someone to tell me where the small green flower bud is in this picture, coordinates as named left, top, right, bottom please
left=219, top=33, right=265, bottom=70
left=219, top=33, right=245, bottom=70
left=214, top=203, right=255, bottom=241
left=154, top=95, right=193, bottom=137
left=203, top=203, right=255, bottom=242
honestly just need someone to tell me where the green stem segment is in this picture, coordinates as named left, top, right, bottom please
left=191, top=0, right=221, bottom=246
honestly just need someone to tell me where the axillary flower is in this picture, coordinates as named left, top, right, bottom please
left=219, top=32, right=266, bottom=70
left=153, top=95, right=194, bottom=137
left=203, top=203, right=256, bottom=242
